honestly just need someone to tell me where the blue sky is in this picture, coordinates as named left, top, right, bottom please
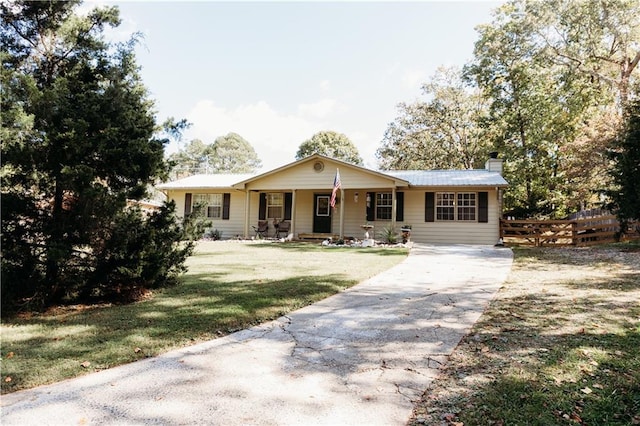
left=98, top=1, right=502, bottom=170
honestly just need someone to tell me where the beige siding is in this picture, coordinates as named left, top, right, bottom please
left=166, top=189, right=247, bottom=239
left=401, top=188, right=501, bottom=245
left=165, top=184, right=502, bottom=244
left=244, top=162, right=399, bottom=191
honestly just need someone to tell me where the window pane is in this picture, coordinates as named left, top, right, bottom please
left=267, top=192, right=284, bottom=219
left=457, top=193, right=476, bottom=221
left=376, top=192, right=392, bottom=220
left=316, top=196, right=330, bottom=216
left=436, top=192, right=455, bottom=221
left=193, top=193, right=223, bottom=218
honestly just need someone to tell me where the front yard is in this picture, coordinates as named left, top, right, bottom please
left=410, top=244, right=640, bottom=426
left=1, top=241, right=408, bottom=394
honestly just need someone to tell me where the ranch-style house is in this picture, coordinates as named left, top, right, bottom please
left=157, top=154, right=508, bottom=245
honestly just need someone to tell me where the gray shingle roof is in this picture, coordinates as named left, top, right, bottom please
left=384, top=170, right=508, bottom=187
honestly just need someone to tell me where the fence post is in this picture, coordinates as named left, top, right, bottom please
left=571, top=221, right=577, bottom=246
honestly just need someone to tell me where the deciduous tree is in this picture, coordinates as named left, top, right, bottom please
left=377, top=66, right=491, bottom=171
left=296, top=131, right=363, bottom=165
left=209, top=132, right=262, bottom=173
left=168, top=133, right=261, bottom=177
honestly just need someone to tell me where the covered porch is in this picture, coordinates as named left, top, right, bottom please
left=232, top=155, right=410, bottom=241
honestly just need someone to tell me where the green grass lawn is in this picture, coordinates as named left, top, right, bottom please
left=1, top=241, right=408, bottom=394
left=410, top=243, right=640, bottom=426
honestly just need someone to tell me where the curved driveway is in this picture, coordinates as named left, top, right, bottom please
left=2, top=244, right=513, bottom=426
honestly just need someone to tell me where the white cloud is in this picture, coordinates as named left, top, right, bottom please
left=180, top=100, right=326, bottom=170
left=320, top=80, right=331, bottom=92
left=297, top=98, right=338, bottom=119
left=167, top=98, right=383, bottom=172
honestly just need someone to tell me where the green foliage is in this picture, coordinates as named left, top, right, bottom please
left=87, top=202, right=194, bottom=302
left=183, top=202, right=213, bottom=240
left=169, top=133, right=261, bottom=178
left=378, top=226, right=398, bottom=244
left=210, top=132, right=262, bottom=173
left=377, top=0, right=638, bottom=218
left=296, top=130, right=363, bottom=165
left=1, top=1, right=191, bottom=312
left=609, top=100, right=640, bottom=228
left=377, top=66, right=492, bottom=171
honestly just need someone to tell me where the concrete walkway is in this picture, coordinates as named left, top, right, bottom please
left=1, top=244, right=513, bottom=426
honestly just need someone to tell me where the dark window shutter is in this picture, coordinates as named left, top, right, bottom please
left=478, top=191, right=488, bottom=223
left=184, top=193, right=192, bottom=216
left=222, top=193, right=231, bottom=220
left=425, top=192, right=435, bottom=222
left=258, top=193, right=267, bottom=220
left=396, top=192, right=404, bottom=222
left=366, top=192, right=375, bottom=221
left=284, top=192, right=292, bottom=220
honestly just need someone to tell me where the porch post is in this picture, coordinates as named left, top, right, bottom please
left=339, top=188, right=345, bottom=239
left=291, top=189, right=297, bottom=238
left=244, top=190, right=250, bottom=238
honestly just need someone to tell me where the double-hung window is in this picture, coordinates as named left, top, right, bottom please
left=267, top=193, right=284, bottom=219
left=436, top=192, right=455, bottom=220
left=193, top=193, right=223, bottom=218
left=457, top=192, right=476, bottom=221
left=376, top=193, right=393, bottom=220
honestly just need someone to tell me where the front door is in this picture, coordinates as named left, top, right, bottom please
left=313, top=194, right=332, bottom=233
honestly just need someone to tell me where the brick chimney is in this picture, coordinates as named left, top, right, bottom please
left=485, top=152, right=503, bottom=175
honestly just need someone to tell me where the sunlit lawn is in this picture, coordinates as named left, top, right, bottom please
left=0, top=241, right=407, bottom=394
left=409, top=243, right=640, bottom=426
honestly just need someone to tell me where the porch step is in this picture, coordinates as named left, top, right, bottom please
left=297, top=233, right=340, bottom=241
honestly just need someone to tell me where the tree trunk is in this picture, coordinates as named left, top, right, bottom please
left=44, top=177, right=66, bottom=305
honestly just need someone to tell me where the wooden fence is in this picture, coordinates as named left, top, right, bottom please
left=500, top=215, right=640, bottom=247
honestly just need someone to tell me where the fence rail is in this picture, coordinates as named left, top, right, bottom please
left=500, top=215, right=640, bottom=247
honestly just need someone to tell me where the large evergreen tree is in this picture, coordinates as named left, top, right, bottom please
left=1, top=1, right=193, bottom=312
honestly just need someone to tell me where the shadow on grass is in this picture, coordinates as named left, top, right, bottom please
left=425, top=325, right=640, bottom=426
left=409, top=251, right=640, bottom=426
left=0, top=273, right=354, bottom=394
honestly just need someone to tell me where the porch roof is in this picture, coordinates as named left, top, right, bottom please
left=157, top=173, right=255, bottom=190
left=384, top=170, right=508, bottom=187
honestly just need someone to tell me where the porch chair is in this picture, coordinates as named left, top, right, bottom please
left=276, top=220, right=290, bottom=239
left=252, top=220, right=269, bottom=238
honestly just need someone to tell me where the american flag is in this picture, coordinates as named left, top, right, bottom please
left=330, top=168, right=341, bottom=209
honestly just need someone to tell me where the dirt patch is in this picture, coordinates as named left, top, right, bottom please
left=409, top=245, right=640, bottom=426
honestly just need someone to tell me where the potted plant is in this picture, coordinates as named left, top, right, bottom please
left=400, top=224, right=412, bottom=243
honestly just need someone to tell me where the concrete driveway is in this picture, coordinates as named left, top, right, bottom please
left=1, top=244, right=513, bottom=426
